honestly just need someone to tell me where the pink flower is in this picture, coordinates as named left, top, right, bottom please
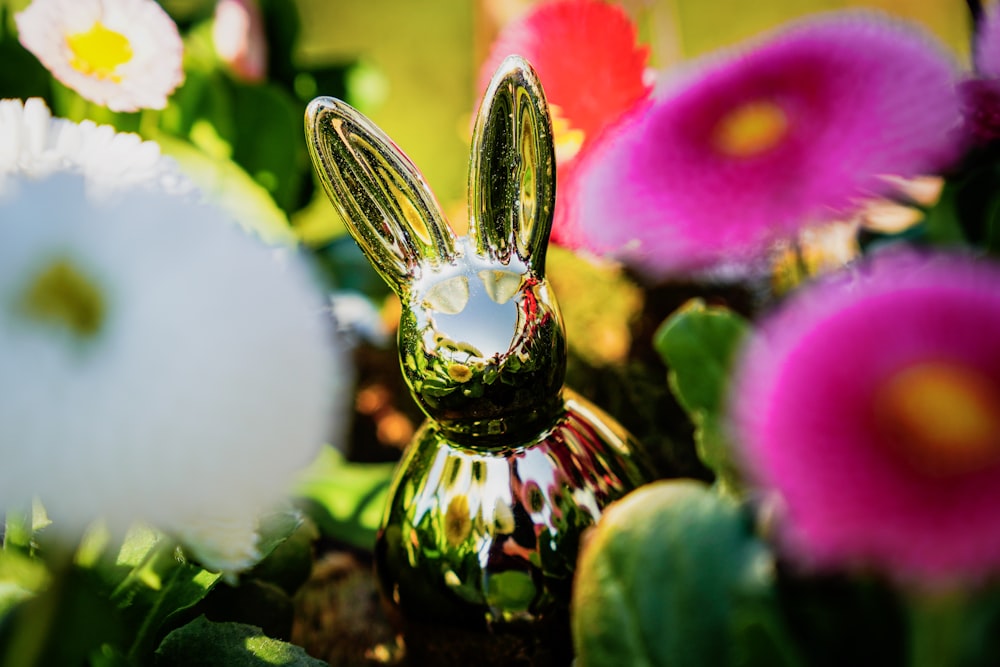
left=571, top=12, right=965, bottom=279
left=479, top=0, right=651, bottom=247
left=213, top=0, right=267, bottom=83
left=731, top=250, right=1000, bottom=584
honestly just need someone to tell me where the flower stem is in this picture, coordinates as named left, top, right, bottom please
left=907, top=591, right=966, bottom=667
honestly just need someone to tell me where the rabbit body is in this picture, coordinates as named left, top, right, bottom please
left=375, top=387, right=648, bottom=620
left=306, top=55, right=654, bottom=661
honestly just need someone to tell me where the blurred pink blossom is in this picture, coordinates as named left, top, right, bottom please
left=732, top=250, right=1000, bottom=585
left=571, top=12, right=965, bottom=280
left=213, top=0, right=267, bottom=83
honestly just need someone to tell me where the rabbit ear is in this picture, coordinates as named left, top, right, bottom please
left=469, top=55, right=556, bottom=276
left=306, top=97, right=457, bottom=295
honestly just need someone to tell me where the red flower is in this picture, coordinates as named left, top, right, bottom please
left=479, top=0, right=651, bottom=246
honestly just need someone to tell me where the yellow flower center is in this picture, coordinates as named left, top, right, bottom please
left=20, top=259, right=105, bottom=338
left=712, top=100, right=788, bottom=158
left=65, top=22, right=133, bottom=81
left=875, top=361, right=1000, bottom=476
left=549, top=104, right=586, bottom=164
left=444, top=494, right=472, bottom=546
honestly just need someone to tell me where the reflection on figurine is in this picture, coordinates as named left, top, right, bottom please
left=306, top=55, right=654, bottom=665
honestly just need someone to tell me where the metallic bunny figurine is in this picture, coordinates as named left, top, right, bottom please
left=306, top=56, right=654, bottom=664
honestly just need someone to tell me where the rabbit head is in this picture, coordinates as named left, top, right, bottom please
left=306, top=56, right=567, bottom=444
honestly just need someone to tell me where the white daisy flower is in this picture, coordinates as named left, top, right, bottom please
left=0, top=97, right=193, bottom=197
left=15, top=0, right=184, bottom=112
left=0, top=172, right=345, bottom=574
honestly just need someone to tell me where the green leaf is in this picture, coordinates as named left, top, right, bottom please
left=155, top=135, right=297, bottom=247
left=294, top=445, right=395, bottom=551
left=161, top=68, right=236, bottom=146
left=248, top=518, right=319, bottom=596
left=485, top=570, right=536, bottom=613
left=96, top=527, right=222, bottom=664
left=88, top=643, right=133, bottom=667
left=572, top=480, right=802, bottom=667
left=653, top=300, right=750, bottom=491
left=654, top=299, right=749, bottom=415
left=0, top=564, right=126, bottom=667
left=154, top=615, right=327, bottom=666
left=229, top=83, right=310, bottom=215
left=194, top=578, right=294, bottom=644
left=0, top=546, right=50, bottom=614
left=252, top=510, right=305, bottom=566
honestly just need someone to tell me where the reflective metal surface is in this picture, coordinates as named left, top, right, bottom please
left=306, top=55, right=653, bottom=662
left=375, top=390, right=650, bottom=625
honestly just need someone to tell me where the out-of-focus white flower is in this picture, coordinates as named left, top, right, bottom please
left=15, top=0, right=184, bottom=112
left=0, top=97, right=192, bottom=197
left=0, top=172, right=344, bottom=574
left=213, top=0, right=268, bottom=83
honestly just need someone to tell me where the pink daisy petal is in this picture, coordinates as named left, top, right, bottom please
left=731, top=250, right=1000, bottom=585
left=573, top=12, right=965, bottom=279
left=479, top=0, right=651, bottom=247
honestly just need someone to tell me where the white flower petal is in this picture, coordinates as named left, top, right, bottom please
left=0, top=173, right=347, bottom=573
left=0, top=97, right=194, bottom=197
left=15, top=0, right=184, bottom=112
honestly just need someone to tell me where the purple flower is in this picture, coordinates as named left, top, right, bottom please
left=731, top=250, right=1000, bottom=584
left=571, top=12, right=965, bottom=279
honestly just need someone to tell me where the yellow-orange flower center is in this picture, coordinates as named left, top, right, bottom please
left=65, top=22, right=133, bottom=81
left=875, top=361, right=1000, bottom=476
left=20, top=258, right=106, bottom=338
left=712, top=100, right=788, bottom=158
left=549, top=104, right=586, bottom=164
left=444, top=494, right=472, bottom=546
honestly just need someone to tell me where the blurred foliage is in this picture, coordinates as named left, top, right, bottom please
left=573, top=480, right=802, bottom=667
left=654, top=300, right=750, bottom=495
left=294, top=446, right=395, bottom=553
left=293, top=0, right=475, bottom=241
left=628, top=0, right=971, bottom=67
left=0, top=512, right=303, bottom=667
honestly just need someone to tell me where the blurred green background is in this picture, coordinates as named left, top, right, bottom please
left=291, top=0, right=970, bottom=241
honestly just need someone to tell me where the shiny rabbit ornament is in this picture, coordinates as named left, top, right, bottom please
left=306, top=55, right=654, bottom=665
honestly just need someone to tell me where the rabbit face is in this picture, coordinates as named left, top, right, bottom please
left=307, top=55, right=563, bottom=443
left=399, top=239, right=567, bottom=441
